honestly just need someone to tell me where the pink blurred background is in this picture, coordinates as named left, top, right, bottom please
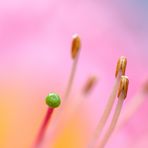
left=0, top=0, right=148, bottom=148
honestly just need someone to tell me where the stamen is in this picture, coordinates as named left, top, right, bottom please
left=73, top=75, right=98, bottom=114
left=64, top=34, right=81, bottom=100
left=142, top=80, right=148, bottom=95
left=98, top=76, right=129, bottom=148
left=87, top=56, right=127, bottom=148
left=34, top=93, right=61, bottom=148
left=83, top=76, right=97, bottom=95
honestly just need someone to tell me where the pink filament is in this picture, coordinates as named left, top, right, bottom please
left=34, top=108, right=54, bottom=148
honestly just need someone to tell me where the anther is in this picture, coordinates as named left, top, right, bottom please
left=71, top=34, right=81, bottom=59
left=117, top=76, right=129, bottom=99
left=115, top=56, right=127, bottom=77
left=83, top=76, right=97, bottom=94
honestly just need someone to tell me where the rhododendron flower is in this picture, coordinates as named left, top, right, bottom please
left=0, top=0, right=148, bottom=148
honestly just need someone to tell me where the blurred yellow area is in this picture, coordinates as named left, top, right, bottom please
left=53, top=114, right=86, bottom=148
left=0, top=105, right=8, bottom=148
left=0, top=86, right=88, bottom=148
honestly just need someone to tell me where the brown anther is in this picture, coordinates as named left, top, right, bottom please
left=83, top=76, right=97, bottom=94
left=117, top=76, right=129, bottom=99
left=71, top=34, right=81, bottom=59
left=115, top=56, right=127, bottom=77
left=142, top=80, right=148, bottom=94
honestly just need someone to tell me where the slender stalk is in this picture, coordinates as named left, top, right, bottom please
left=34, top=108, right=53, bottom=148
left=64, top=54, right=79, bottom=100
left=97, top=76, right=129, bottom=148
left=98, top=97, right=124, bottom=148
left=87, top=74, right=121, bottom=148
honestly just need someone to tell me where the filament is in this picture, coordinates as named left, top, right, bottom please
left=34, top=108, right=54, bottom=148
left=64, top=54, right=79, bottom=99
left=98, top=96, right=124, bottom=148
left=97, top=76, right=129, bottom=148
left=87, top=74, right=120, bottom=148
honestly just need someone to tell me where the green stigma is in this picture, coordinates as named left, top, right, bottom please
left=45, top=93, right=61, bottom=108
